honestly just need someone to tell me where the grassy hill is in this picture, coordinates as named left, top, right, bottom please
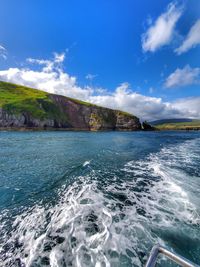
left=0, top=81, right=97, bottom=120
left=155, top=120, right=200, bottom=130
left=150, top=118, right=193, bottom=125
left=0, top=81, right=141, bottom=130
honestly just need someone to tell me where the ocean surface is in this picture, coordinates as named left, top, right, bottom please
left=0, top=131, right=200, bottom=267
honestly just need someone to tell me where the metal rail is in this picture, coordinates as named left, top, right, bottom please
left=145, top=244, right=199, bottom=267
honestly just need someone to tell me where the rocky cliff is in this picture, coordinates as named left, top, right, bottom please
left=0, top=81, right=141, bottom=131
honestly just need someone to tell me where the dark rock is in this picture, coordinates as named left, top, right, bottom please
left=142, top=121, right=156, bottom=131
left=0, top=97, right=142, bottom=131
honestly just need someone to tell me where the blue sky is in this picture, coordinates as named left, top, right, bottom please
left=0, top=0, right=200, bottom=120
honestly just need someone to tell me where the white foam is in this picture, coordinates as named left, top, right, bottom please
left=124, top=138, right=200, bottom=226
left=83, top=160, right=91, bottom=167
left=0, top=138, right=200, bottom=267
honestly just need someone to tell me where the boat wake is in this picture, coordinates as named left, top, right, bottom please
left=0, top=138, right=200, bottom=267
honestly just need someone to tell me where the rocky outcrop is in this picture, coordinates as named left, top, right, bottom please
left=49, top=94, right=141, bottom=131
left=0, top=108, right=55, bottom=128
left=115, top=111, right=141, bottom=130
left=142, top=121, right=156, bottom=131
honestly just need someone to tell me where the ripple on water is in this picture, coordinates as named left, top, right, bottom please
left=0, top=138, right=200, bottom=267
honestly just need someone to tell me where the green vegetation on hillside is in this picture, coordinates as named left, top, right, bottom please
left=0, top=81, right=135, bottom=119
left=0, top=81, right=140, bottom=130
left=66, top=97, right=96, bottom=107
left=0, top=81, right=51, bottom=119
left=156, top=121, right=200, bottom=130
left=0, top=81, right=98, bottom=120
left=116, top=110, right=137, bottom=118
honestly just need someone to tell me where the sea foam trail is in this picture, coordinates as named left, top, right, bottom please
left=0, top=138, right=200, bottom=267
left=1, top=179, right=142, bottom=267
left=123, top=138, right=200, bottom=225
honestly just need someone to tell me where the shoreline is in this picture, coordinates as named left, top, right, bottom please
left=0, top=127, right=142, bottom=132
left=155, top=127, right=200, bottom=131
left=0, top=127, right=199, bottom=132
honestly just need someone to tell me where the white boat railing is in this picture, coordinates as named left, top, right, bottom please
left=145, top=244, right=199, bottom=267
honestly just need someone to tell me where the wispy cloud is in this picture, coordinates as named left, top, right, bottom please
left=85, top=73, right=97, bottom=81
left=175, top=19, right=200, bottom=55
left=0, top=52, right=199, bottom=120
left=149, top=87, right=154, bottom=94
left=142, top=2, right=183, bottom=52
left=164, top=65, right=200, bottom=88
left=0, top=45, right=5, bottom=51
left=0, top=44, right=7, bottom=60
left=27, top=52, right=65, bottom=73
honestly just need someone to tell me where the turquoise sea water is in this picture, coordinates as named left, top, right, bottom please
left=0, top=131, right=200, bottom=267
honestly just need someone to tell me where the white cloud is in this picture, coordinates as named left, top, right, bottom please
left=172, top=97, right=200, bottom=118
left=0, top=44, right=7, bottom=60
left=88, top=83, right=194, bottom=120
left=26, top=58, right=54, bottom=73
left=26, top=52, right=65, bottom=73
left=1, top=53, right=93, bottom=100
left=0, top=45, right=6, bottom=50
left=0, top=52, right=199, bottom=121
left=54, top=52, right=65, bottom=63
left=164, top=65, right=200, bottom=88
left=175, top=19, right=200, bottom=54
left=142, top=2, right=183, bottom=52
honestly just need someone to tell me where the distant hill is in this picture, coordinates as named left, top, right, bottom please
left=150, top=118, right=193, bottom=126
left=0, top=81, right=141, bottom=131
left=151, top=119, right=200, bottom=130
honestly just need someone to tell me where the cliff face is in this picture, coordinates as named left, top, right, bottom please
left=49, top=94, right=141, bottom=131
left=0, top=81, right=141, bottom=131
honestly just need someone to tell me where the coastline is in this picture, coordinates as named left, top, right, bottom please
left=0, top=126, right=199, bottom=132
left=0, top=127, right=142, bottom=132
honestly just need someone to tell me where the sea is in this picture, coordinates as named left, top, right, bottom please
left=0, top=131, right=199, bottom=267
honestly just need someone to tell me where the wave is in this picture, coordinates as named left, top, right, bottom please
left=0, top=138, right=200, bottom=266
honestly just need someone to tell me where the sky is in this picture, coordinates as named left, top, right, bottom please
left=0, top=0, right=200, bottom=120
